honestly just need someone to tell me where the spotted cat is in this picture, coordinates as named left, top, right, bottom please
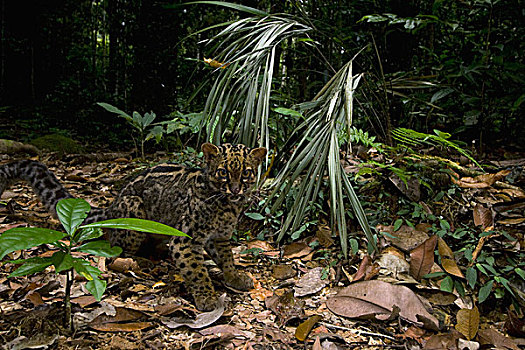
left=0, top=143, right=267, bottom=310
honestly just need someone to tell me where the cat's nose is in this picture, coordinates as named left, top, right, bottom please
left=230, top=183, right=241, bottom=194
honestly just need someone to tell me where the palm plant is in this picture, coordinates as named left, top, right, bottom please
left=185, top=1, right=376, bottom=256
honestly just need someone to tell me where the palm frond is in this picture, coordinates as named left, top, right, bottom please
left=268, top=58, right=376, bottom=257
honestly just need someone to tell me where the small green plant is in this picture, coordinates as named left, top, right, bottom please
left=97, top=102, right=163, bottom=159
left=0, top=198, right=187, bottom=331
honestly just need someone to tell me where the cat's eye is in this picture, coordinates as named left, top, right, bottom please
left=216, top=168, right=228, bottom=177
left=242, top=169, right=252, bottom=177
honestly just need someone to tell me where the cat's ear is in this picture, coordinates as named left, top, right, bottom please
left=249, top=147, right=267, bottom=165
left=202, top=143, right=220, bottom=162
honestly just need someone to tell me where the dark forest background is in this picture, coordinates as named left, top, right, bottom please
left=0, top=0, right=523, bottom=150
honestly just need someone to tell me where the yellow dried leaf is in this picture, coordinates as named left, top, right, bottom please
left=295, top=315, right=322, bottom=341
left=438, top=237, right=464, bottom=278
left=455, top=307, right=479, bottom=340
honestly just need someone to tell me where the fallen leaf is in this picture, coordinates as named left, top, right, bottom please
left=315, top=224, right=334, bottom=247
left=272, top=264, right=296, bottom=280
left=377, top=224, right=429, bottom=252
left=455, top=307, right=479, bottom=340
left=200, top=324, right=253, bottom=339
left=90, top=307, right=152, bottom=332
left=283, top=241, right=312, bottom=259
left=108, top=258, right=140, bottom=273
left=410, top=236, right=437, bottom=280
left=423, top=330, right=463, bottom=349
left=71, top=295, right=98, bottom=308
left=161, top=293, right=226, bottom=329
left=478, top=327, right=519, bottom=350
left=5, top=334, right=59, bottom=350
left=497, top=217, right=525, bottom=225
left=295, top=314, right=322, bottom=341
left=265, top=290, right=305, bottom=325
left=246, top=240, right=279, bottom=257
left=505, top=309, right=525, bottom=337
left=294, top=267, right=329, bottom=297
left=390, top=173, right=421, bottom=201
left=326, top=280, right=439, bottom=330
left=473, top=204, right=493, bottom=229
left=438, top=237, right=464, bottom=278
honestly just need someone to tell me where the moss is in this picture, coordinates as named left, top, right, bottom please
left=30, top=134, right=85, bottom=155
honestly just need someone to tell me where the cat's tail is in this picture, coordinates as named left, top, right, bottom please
left=0, top=160, right=74, bottom=216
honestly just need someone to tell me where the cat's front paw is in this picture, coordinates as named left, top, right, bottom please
left=193, top=292, right=219, bottom=311
left=225, top=271, right=254, bottom=291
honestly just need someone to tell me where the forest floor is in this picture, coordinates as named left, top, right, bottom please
left=0, top=149, right=524, bottom=349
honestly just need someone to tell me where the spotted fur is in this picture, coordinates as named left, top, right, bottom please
left=0, top=143, right=267, bottom=311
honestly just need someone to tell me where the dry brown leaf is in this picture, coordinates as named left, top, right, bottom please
left=437, top=237, right=464, bottom=278
left=161, top=294, right=226, bottom=329
left=294, top=267, right=329, bottom=297
left=451, top=170, right=511, bottom=188
left=505, top=310, right=525, bottom=337
left=265, top=291, right=305, bottom=325
left=377, top=224, right=429, bottom=252
left=272, top=264, right=296, bottom=280
left=90, top=307, right=152, bottom=332
left=200, top=324, right=253, bottom=339
left=246, top=240, right=279, bottom=257
left=71, top=295, right=98, bottom=308
left=423, top=330, right=463, bottom=349
left=455, top=307, right=479, bottom=340
left=473, top=204, right=493, bottom=229
left=478, top=327, right=519, bottom=350
left=326, top=280, right=439, bottom=330
left=312, top=336, right=322, bottom=350
left=410, top=235, right=437, bottom=280
left=295, top=314, right=322, bottom=341
left=108, top=258, right=140, bottom=273
left=389, top=173, right=421, bottom=201
left=498, top=217, right=525, bottom=225
left=282, top=241, right=312, bottom=259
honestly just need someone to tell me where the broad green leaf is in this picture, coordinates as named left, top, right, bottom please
left=96, top=102, right=132, bottom=121
left=86, top=277, right=107, bottom=301
left=56, top=198, right=91, bottom=235
left=73, top=227, right=104, bottom=244
left=72, top=258, right=102, bottom=280
left=51, top=251, right=74, bottom=273
left=76, top=240, right=122, bottom=258
left=0, top=227, right=66, bottom=259
left=393, top=218, right=403, bottom=231
left=466, top=267, right=477, bottom=289
left=515, top=267, right=525, bottom=280
left=440, top=276, right=454, bottom=292
left=245, top=212, right=265, bottom=221
left=478, top=280, right=494, bottom=303
left=8, top=257, right=54, bottom=277
left=81, top=218, right=189, bottom=237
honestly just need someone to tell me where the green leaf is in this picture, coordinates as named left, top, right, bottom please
left=56, top=198, right=91, bottom=235
left=515, top=267, right=525, bottom=281
left=466, top=267, right=477, bottom=289
left=393, top=218, right=403, bottom=231
left=85, top=277, right=107, bottom=301
left=96, top=102, right=132, bottom=121
left=8, top=257, right=54, bottom=277
left=51, top=251, right=74, bottom=273
left=177, top=1, right=268, bottom=16
left=76, top=240, right=122, bottom=258
left=0, top=227, right=66, bottom=259
left=245, top=212, right=265, bottom=221
left=274, top=107, right=303, bottom=118
left=440, top=276, right=454, bottom=292
left=478, top=280, right=494, bottom=303
left=81, top=218, right=189, bottom=237
left=72, top=258, right=102, bottom=280
left=73, top=227, right=104, bottom=244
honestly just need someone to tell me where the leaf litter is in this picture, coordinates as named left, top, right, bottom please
left=0, top=150, right=524, bottom=349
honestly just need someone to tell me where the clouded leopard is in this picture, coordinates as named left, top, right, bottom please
left=0, top=143, right=267, bottom=311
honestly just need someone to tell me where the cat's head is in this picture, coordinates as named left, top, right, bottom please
left=202, top=143, right=267, bottom=201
